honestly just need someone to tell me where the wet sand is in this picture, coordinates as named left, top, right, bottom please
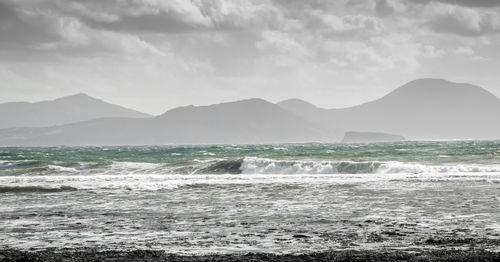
left=1, top=249, right=499, bottom=262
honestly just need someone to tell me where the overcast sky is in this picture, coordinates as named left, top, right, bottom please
left=1, top=0, right=500, bottom=115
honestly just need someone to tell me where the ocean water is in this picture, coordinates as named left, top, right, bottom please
left=0, top=141, right=499, bottom=254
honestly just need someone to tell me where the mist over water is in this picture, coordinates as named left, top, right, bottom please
left=1, top=141, right=499, bottom=253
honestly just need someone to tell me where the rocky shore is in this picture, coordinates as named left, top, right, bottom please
left=1, top=249, right=499, bottom=262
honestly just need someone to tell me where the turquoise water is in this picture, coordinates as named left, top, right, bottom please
left=0, top=141, right=499, bottom=253
left=1, top=141, right=500, bottom=176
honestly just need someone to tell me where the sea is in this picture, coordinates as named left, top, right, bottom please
left=0, top=141, right=499, bottom=254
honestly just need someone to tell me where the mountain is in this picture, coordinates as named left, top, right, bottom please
left=279, top=79, right=500, bottom=140
left=152, top=98, right=330, bottom=144
left=2, top=78, right=499, bottom=146
left=341, top=131, right=405, bottom=143
left=277, top=98, right=337, bottom=136
left=278, top=99, right=321, bottom=118
left=332, top=78, right=500, bottom=139
left=0, top=93, right=151, bottom=129
left=0, top=99, right=330, bottom=146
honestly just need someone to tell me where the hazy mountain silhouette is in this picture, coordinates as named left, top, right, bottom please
left=280, top=78, right=500, bottom=140
left=0, top=99, right=328, bottom=146
left=0, top=93, right=151, bottom=129
left=278, top=98, right=337, bottom=137
left=151, top=98, right=329, bottom=144
left=278, top=99, right=322, bottom=117
left=1, top=78, right=499, bottom=146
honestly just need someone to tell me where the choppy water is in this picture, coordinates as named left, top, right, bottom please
left=1, top=141, right=499, bottom=254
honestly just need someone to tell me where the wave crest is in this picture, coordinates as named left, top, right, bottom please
left=241, top=157, right=380, bottom=174
left=240, top=157, right=500, bottom=175
left=3, top=158, right=500, bottom=176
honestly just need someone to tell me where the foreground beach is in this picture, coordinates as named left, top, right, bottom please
left=1, top=249, right=500, bottom=262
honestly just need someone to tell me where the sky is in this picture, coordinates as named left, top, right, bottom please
left=1, top=0, right=500, bottom=115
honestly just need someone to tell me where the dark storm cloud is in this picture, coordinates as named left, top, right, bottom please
left=429, top=12, right=500, bottom=36
left=375, top=0, right=396, bottom=17
left=391, top=0, right=500, bottom=37
left=87, top=13, right=203, bottom=34
left=410, top=0, right=500, bottom=8
left=55, top=0, right=210, bottom=34
left=273, top=0, right=335, bottom=10
left=437, top=0, right=500, bottom=7
left=0, top=1, right=15, bottom=21
left=0, top=2, right=59, bottom=51
left=448, top=0, right=500, bottom=7
left=0, top=0, right=212, bottom=40
left=50, top=0, right=268, bottom=35
left=85, top=10, right=247, bottom=34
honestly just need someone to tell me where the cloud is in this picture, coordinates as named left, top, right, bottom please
left=84, top=0, right=213, bottom=33
left=313, top=12, right=384, bottom=33
left=63, top=0, right=281, bottom=34
left=0, top=0, right=167, bottom=58
left=423, top=45, right=446, bottom=57
left=0, top=0, right=281, bottom=40
left=0, top=2, right=60, bottom=50
left=321, top=33, right=430, bottom=73
left=376, top=0, right=396, bottom=16
left=256, top=30, right=312, bottom=66
left=455, top=46, right=475, bottom=55
left=453, top=46, right=487, bottom=60
left=416, top=0, right=500, bottom=8
left=375, top=0, right=408, bottom=16
left=426, top=4, right=500, bottom=36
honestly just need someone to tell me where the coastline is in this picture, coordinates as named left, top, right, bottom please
left=1, top=249, right=499, bottom=262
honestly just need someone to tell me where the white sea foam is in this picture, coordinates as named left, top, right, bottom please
left=193, top=159, right=216, bottom=163
left=0, top=174, right=184, bottom=192
left=241, top=157, right=339, bottom=174
left=377, top=161, right=500, bottom=174
left=1, top=172, right=500, bottom=192
left=203, top=152, right=216, bottom=156
left=110, top=161, right=163, bottom=170
left=47, top=165, right=78, bottom=172
left=103, top=161, right=167, bottom=175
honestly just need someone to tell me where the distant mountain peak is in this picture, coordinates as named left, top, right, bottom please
left=70, top=92, right=90, bottom=97
left=54, top=93, right=98, bottom=102
left=222, top=98, right=272, bottom=106
left=397, top=78, right=484, bottom=92
left=379, top=78, right=499, bottom=103
left=405, top=78, right=451, bottom=85
left=68, top=93, right=92, bottom=98
left=332, top=78, right=500, bottom=139
left=278, top=98, right=318, bottom=108
left=158, top=98, right=276, bottom=118
left=0, top=93, right=151, bottom=129
left=396, top=78, right=462, bottom=92
left=277, top=98, right=321, bottom=120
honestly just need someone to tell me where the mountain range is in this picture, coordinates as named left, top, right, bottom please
left=279, top=78, right=500, bottom=140
left=0, top=78, right=499, bottom=145
left=0, top=93, right=151, bottom=129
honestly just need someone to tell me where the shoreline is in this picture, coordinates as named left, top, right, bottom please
left=1, top=249, right=499, bottom=262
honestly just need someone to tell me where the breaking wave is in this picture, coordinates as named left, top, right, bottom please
left=114, top=157, right=500, bottom=175
left=2, top=158, right=500, bottom=176
left=238, top=157, right=500, bottom=175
